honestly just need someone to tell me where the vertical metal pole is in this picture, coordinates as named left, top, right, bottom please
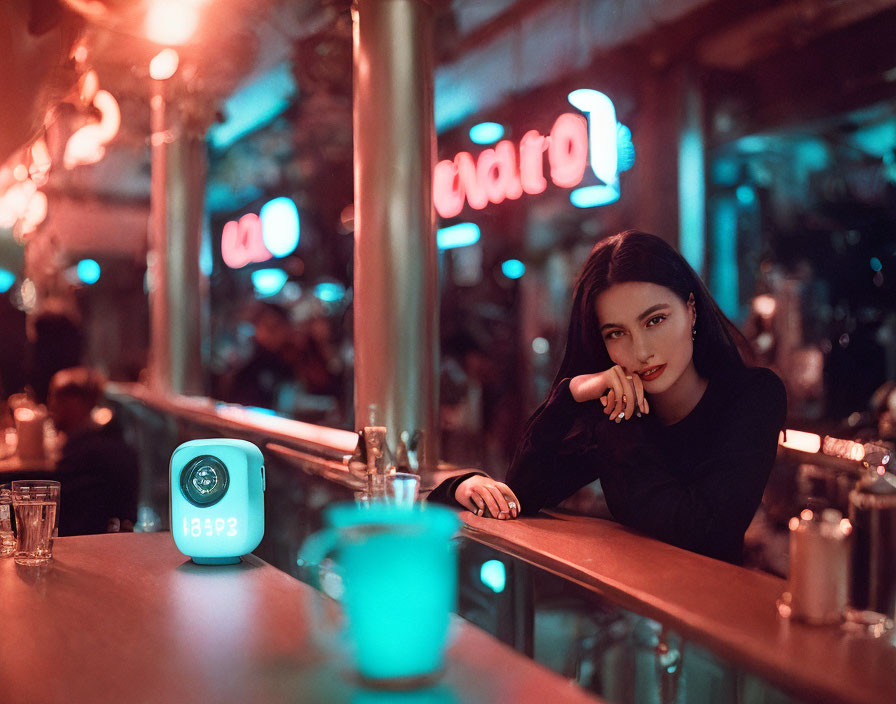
left=148, top=84, right=205, bottom=396
left=352, top=0, right=439, bottom=471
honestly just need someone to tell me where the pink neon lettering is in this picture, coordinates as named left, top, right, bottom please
left=221, top=220, right=246, bottom=268
left=548, top=114, right=588, bottom=188
left=519, top=131, right=548, bottom=195
left=433, top=159, right=464, bottom=218
left=476, top=149, right=505, bottom=205
left=221, top=212, right=272, bottom=269
left=495, top=140, right=523, bottom=200
left=455, top=152, right=488, bottom=210
left=432, top=112, right=588, bottom=216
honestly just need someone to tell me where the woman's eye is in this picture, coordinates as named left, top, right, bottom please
left=605, top=330, right=623, bottom=341
left=647, top=314, right=667, bottom=327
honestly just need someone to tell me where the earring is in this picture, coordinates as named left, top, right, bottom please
left=692, top=325, right=697, bottom=340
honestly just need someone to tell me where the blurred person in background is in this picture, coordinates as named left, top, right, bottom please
left=292, top=313, right=345, bottom=399
left=27, top=309, right=84, bottom=404
left=49, top=367, right=138, bottom=535
left=224, top=302, right=295, bottom=412
left=0, top=294, right=27, bottom=401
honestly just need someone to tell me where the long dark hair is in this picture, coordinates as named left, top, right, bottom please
left=552, top=230, right=749, bottom=390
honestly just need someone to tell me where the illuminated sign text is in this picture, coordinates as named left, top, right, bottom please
left=434, top=90, right=634, bottom=216
left=434, top=113, right=588, bottom=218
left=221, top=197, right=300, bottom=269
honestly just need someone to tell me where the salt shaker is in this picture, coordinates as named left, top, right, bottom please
left=778, top=508, right=852, bottom=624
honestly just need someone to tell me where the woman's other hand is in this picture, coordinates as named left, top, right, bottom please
left=569, top=365, right=648, bottom=422
left=454, top=475, right=520, bottom=519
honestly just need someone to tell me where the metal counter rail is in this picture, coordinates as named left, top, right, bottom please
left=458, top=511, right=895, bottom=704
left=109, top=390, right=893, bottom=704
left=108, top=383, right=359, bottom=465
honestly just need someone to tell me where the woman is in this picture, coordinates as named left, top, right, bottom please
left=429, top=230, right=786, bottom=564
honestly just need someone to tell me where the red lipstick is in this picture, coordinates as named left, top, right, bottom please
left=638, top=364, right=666, bottom=382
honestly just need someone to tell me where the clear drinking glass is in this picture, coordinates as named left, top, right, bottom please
left=11, top=480, right=60, bottom=566
left=384, top=472, right=420, bottom=507
left=0, top=483, right=15, bottom=557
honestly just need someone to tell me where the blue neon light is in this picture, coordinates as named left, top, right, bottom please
left=501, top=259, right=525, bottom=279
left=437, top=222, right=480, bottom=250
left=469, top=122, right=504, bottom=145
left=735, top=185, right=756, bottom=206
left=0, top=269, right=15, bottom=293
left=710, top=196, right=739, bottom=319
left=480, top=559, right=506, bottom=593
left=870, top=257, right=883, bottom=272
left=77, top=259, right=101, bottom=285
left=565, top=88, right=634, bottom=210
left=207, top=62, right=296, bottom=151
left=314, top=282, right=346, bottom=302
left=570, top=184, right=619, bottom=208
left=679, top=122, right=705, bottom=274
left=251, top=268, right=288, bottom=297
left=568, top=89, right=618, bottom=184
left=260, top=197, right=300, bottom=257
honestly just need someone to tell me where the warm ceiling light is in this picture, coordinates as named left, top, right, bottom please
left=150, top=48, right=180, bottom=80
left=145, top=0, right=200, bottom=45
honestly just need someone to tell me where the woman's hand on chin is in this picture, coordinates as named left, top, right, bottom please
left=570, top=365, right=648, bottom=421
left=454, top=475, right=520, bottom=519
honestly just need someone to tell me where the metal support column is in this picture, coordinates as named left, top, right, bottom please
left=148, top=85, right=206, bottom=396
left=351, top=0, right=439, bottom=470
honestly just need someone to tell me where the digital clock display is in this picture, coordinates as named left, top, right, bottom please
left=183, top=517, right=239, bottom=538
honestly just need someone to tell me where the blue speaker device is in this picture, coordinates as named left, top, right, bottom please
left=170, top=439, right=265, bottom=565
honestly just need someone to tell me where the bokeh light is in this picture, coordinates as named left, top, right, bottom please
left=259, top=197, right=300, bottom=257
left=437, top=222, right=480, bottom=250
left=251, top=268, right=288, bottom=297
left=469, top=122, right=504, bottom=145
left=501, top=259, right=525, bottom=279
left=145, top=0, right=200, bottom=45
left=77, top=259, right=101, bottom=285
left=149, top=49, right=179, bottom=80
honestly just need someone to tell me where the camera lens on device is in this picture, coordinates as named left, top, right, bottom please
left=180, top=455, right=229, bottom=507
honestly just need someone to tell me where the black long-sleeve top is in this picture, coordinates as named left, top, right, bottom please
left=429, top=366, right=787, bottom=564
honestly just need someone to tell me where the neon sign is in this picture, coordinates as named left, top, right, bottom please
left=433, top=90, right=634, bottom=217
left=221, top=197, right=300, bottom=269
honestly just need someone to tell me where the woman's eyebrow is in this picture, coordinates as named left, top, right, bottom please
left=599, top=303, right=670, bottom=331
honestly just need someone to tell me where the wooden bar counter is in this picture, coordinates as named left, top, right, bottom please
left=459, top=511, right=896, bottom=704
left=0, top=532, right=603, bottom=704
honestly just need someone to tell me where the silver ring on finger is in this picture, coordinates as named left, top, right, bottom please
left=507, top=501, right=517, bottom=510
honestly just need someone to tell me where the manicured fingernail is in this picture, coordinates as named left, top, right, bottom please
left=477, top=508, right=483, bottom=517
